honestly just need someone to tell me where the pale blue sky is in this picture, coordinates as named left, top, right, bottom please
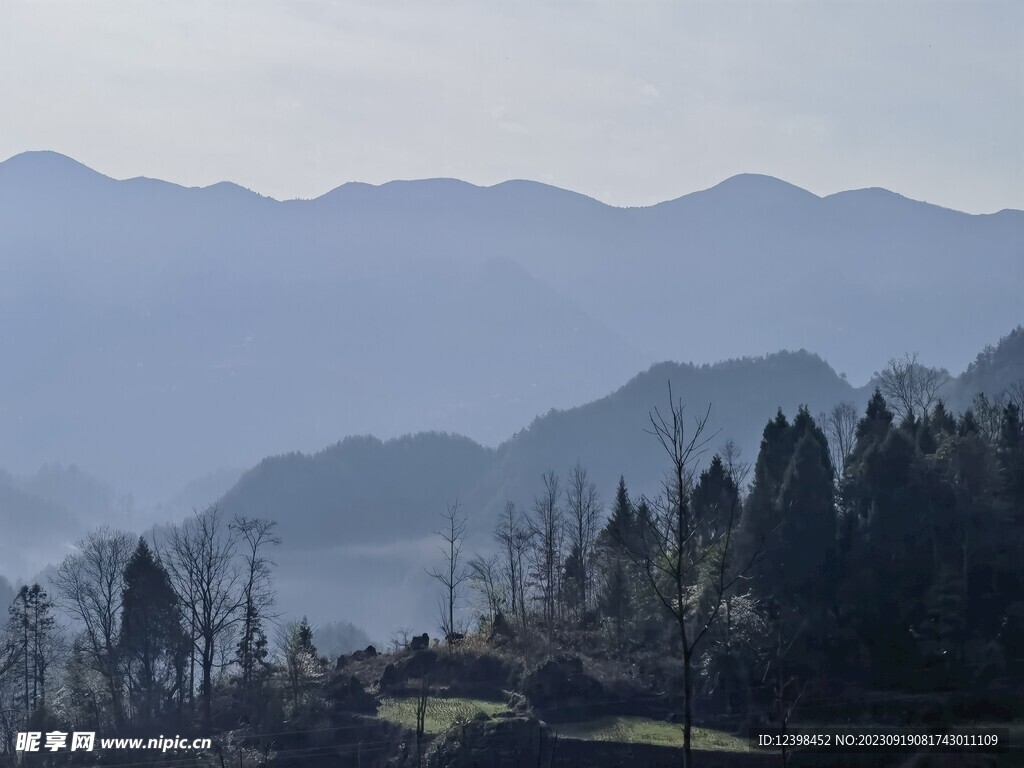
left=1, top=0, right=1020, bottom=212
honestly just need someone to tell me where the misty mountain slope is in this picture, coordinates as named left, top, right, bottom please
left=286, top=169, right=1023, bottom=377
left=215, top=432, right=497, bottom=641
left=0, top=468, right=98, bottom=578
left=0, top=152, right=642, bottom=497
left=483, top=350, right=863, bottom=519
left=563, top=177, right=1022, bottom=378
left=0, top=464, right=151, bottom=580
left=213, top=348, right=863, bottom=637
left=210, top=330, right=1024, bottom=638
left=217, top=349, right=859, bottom=550
left=947, top=325, right=1024, bottom=405
left=218, top=432, right=495, bottom=548
left=1, top=151, right=1020, bottom=504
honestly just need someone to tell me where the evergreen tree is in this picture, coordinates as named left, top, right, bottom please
left=998, top=402, right=1024, bottom=515
left=283, top=617, right=320, bottom=711
left=742, top=410, right=795, bottom=565
left=597, top=476, right=637, bottom=645
left=236, top=603, right=271, bottom=698
left=775, top=431, right=836, bottom=609
left=8, top=584, right=55, bottom=716
left=120, top=538, right=186, bottom=723
left=599, top=556, right=631, bottom=649
left=744, top=407, right=834, bottom=607
left=959, top=409, right=979, bottom=437
left=741, top=408, right=836, bottom=691
left=629, top=497, right=662, bottom=638
left=562, top=544, right=585, bottom=621
left=602, top=476, right=635, bottom=551
left=931, top=400, right=957, bottom=438
left=840, top=401, right=937, bottom=683
left=692, top=455, right=740, bottom=543
left=850, top=388, right=894, bottom=465
left=758, top=410, right=796, bottom=497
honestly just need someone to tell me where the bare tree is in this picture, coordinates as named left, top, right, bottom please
left=0, top=632, right=19, bottom=680
left=820, top=401, right=859, bottom=481
left=627, top=385, right=753, bottom=768
left=229, top=516, right=280, bottom=699
left=164, top=506, right=244, bottom=727
left=0, top=635, right=23, bottom=754
left=415, top=675, right=429, bottom=768
left=721, top=440, right=751, bottom=491
left=564, top=463, right=601, bottom=622
left=389, top=627, right=412, bottom=654
left=877, top=352, right=947, bottom=421
left=427, top=502, right=469, bottom=646
left=494, top=501, right=532, bottom=631
left=1007, top=380, right=1024, bottom=414
left=529, top=472, right=564, bottom=628
left=467, top=553, right=503, bottom=628
left=971, top=393, right=1005, bottom=445
left=53, top=527, right=134, bottom=726
left=762, top=615, right=810, bottom=768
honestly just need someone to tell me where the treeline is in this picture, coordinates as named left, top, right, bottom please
left=1, top=356, right=1021, bottom=765
left=0, top=509, right=338, bottom=759
left=446, top=362, right=1024, bottom=760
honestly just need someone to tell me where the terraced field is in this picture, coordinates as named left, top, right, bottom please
left=377, top=695, right=510, bottom=734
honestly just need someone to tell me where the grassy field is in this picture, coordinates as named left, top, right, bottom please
left=552, top=716, right=751, bottom=752
left=377, top=695, right=510, bottom=734
left=376, top=696, right=750, bottom=752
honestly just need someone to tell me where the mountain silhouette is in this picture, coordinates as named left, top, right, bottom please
left=0, top=151, right=1020, bottom=505
left=211, top=332, right=1023, bottom=639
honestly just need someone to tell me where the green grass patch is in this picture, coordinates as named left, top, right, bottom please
left=552, top=716, right=750, bottom=752
left=377, top=695, right=509, bottom=734
left=377, top=697, right=751, bottom=752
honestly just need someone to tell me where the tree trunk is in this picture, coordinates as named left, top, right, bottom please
left=108, top=668, right=126, bottom=727
left=202, top=638, right=214, bottom=727
left=682, top=644, right=693, bottom=768
left=189, top=613, right=196, bottom=706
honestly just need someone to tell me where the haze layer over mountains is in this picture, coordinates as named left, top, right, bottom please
left=2, top=151, right=1021, bottom=504
left=1, top=151, right=1022, bottom=636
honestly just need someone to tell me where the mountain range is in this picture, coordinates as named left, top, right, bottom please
left=1, top=150, right=1021, bottom=638
left=1, top=151, right=1021, bottom=505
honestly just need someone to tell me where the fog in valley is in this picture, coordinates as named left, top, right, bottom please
left=1, top=153, right=1021, bottom=640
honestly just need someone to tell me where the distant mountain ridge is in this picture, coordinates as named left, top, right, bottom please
left=219, top=326, right=1024, bottom=553
left=4, top=328, right=1021, bottom=638
left=0, top=464, right=130, bottom=578
left=213, top=329, right=1023, bottom=638
left=216, top=348, right=858, bottom=551
left=0, top=151, right=1020, bottom=505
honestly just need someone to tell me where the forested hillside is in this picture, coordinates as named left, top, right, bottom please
left=3, top=367, right=1021, bottom=767
left=3, top=329, right=1020, bottom=638
left=221, top=349, right=856, bottom=539
left=951, top=326, right=1024, bottom=405
left=215, top=331, right=1023, bottom=638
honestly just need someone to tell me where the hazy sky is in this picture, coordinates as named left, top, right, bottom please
left=1, top=1, right=1020, bottom=212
